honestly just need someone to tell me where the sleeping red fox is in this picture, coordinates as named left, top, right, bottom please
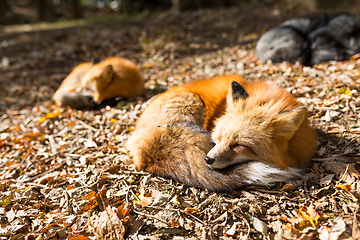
left=125, top=75, right=317, bottom=191
left=53, top=57, right=144, bottom=109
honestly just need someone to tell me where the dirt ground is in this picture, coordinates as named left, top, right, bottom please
left=0, top=2, right=360, bottom=239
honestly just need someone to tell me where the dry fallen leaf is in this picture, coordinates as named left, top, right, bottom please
left=135, top=187, right=153, bottom=207
left=90, top=206, right=126, bottom=240
left=95, top=187, right=110, bottom=211
left=320, top=174, right=334, bottom=186
left=318, top=219, right=346, bottom=240
left=298, top=206, right=320, bottom=227
left=252, top=217, right=268, bottom=235
left=225, top=222, right=239, bottom=236
left=322, top=160, right=360, bottom=185
left=84, top=139, right=98, bottom=148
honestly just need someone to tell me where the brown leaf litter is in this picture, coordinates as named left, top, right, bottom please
left=1, top=4, right=360, bottom=240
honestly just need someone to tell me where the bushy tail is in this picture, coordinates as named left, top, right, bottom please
left=126, top=123, right=301, bottom=192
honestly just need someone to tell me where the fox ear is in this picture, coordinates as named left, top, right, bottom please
left=97, top=65, right=114, bottom=84
left=273, top=106, right=307, bottom=140
left=230, top=81, right=248, bottom=102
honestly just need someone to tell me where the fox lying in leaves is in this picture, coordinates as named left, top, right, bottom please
left=125, top=75, right=317, bottom=191
left=53, top=57, right=144, bottom=109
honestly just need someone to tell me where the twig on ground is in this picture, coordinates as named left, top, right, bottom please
left=77, top=119, right=99, bottom=131
left=147, top=205, right=207, bottom=226
left=132, top=209, right=171, bottom=226
left=18, top=161, right=65, bottom=183
left=336, top=165, right=349, bottom=184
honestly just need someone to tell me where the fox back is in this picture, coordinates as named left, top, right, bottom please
left=125, top=75, right=317, bottom=191
left=81, top=57, right=144, bottom=103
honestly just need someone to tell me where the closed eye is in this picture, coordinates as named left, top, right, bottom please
left=229, top=144, right=237, bottom=150
left=230, top=144, right=253, bottom=154
left=229, top=143, right=247, bottom=150
left=82, top=86, right=94, bottom=92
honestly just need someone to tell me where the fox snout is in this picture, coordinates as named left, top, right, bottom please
left=205, top=145, right=234, bottom=169
left=205, top=143, right=255, bottom=169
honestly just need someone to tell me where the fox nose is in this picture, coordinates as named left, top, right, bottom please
left=205, top=156, right=215, bottom=165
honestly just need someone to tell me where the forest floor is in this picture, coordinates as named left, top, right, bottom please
left=1, top=2, right=360, bottom=239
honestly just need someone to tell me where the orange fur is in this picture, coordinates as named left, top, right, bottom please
left=125, top=75, right=317, bottom=191
left=53, top=57, right=144, bottom=109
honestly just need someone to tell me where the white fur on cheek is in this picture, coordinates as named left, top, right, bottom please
left=243, top=162, right=302, bottom=185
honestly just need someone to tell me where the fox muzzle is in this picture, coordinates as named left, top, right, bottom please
left=204, top=156, right=215, bottom=165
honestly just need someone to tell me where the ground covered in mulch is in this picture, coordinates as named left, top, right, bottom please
left=1, top=3, right=360, bottom=239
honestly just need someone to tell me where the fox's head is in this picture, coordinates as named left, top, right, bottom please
left=80, top=64, right=114, bottom=103
left=205, top=81, right=307, bottom=170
